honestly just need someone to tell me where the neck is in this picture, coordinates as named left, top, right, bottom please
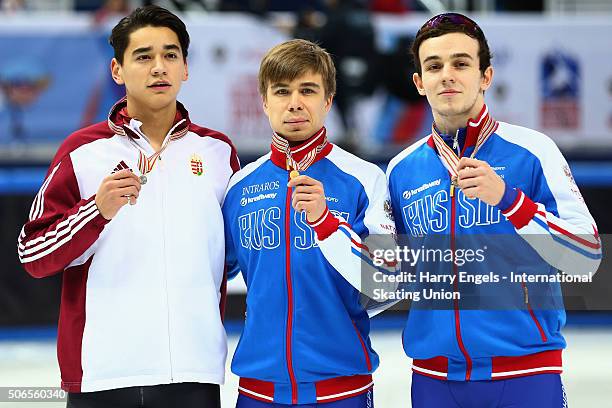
left=276, top=131, right=319, bottom=148
left=433, top=99, right=485, bottom=136
left=274, top=127, right=325, bottom=150
left=270, top=127, right=329, bottom=170
left=288, top=139, right=304, bottom=147
left=126, top=98, right=177, bottom=150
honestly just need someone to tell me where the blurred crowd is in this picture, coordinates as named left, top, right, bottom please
left=0, top=0, right=544, bottom=14
left=0, top=0, right=544, bottom=147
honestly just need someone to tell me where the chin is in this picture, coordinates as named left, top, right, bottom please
left=285, top=126, right=311, bottom=135
left=436, top=103, right=463, bottom=116
left=284, top=129, right=312, bottom=142
left=149, top=95, right=176, bottom=109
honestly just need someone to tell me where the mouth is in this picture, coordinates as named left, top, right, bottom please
left=439, top=89, right=460, bottom=96
left=148, top=82, right=171, bottom=90
left=284, top=118, right=309, bottom=124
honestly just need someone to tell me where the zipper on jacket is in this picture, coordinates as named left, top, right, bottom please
left=351, top=320, right=372, bottom=371
left=450, top=183, right=472, bottom=380
left=521, top=282, right=548, bottom=342
left=284, top=176, right=298, bottom=404
left=160, top=159, right=174, bottom=382
left=452, top=130, right=460, bottom=154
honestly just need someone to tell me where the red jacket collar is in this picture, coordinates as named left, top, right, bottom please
left=270, top=127, right=333, bottom=169
left=107, top=97, right=190, bottom=139
left=427, top=104, right=494, bottom=153
left=464, top=104, right=490, bottom=149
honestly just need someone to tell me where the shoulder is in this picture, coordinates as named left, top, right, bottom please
left=386, top=135, right=431, bottom=179
left=495, top=122, right=565, bottom=166
left=52, top=121, right=115, bottom=167
left=494, top=121, right=561, bottom=157
left=327, top=145, right=384, bottom=175
left=325, top=145, right=385, bottom=191
left=189, top=123, right=234, bottom=146
left=225, top=153, right=271, bottom=194
left=188, top=123, right=240, bottom=172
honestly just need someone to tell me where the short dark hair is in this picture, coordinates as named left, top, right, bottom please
left=109, top=5, right=190, bottom=65
left=411, top=13, right=492, bottom=76
left=258, top=39, right=336, bottom=100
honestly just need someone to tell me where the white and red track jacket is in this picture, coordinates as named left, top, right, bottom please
left=17, top=98, right=239, bottom=393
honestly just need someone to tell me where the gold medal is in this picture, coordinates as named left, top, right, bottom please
left=290, top=170, right=300, bottom=179
left=451, top=176, right=458, bottom=187
left=139, top=175, right=148, bottom=185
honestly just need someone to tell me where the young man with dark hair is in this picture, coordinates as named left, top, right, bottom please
left=223, top=39, right=396, bottom=407
left=17, top=6, right=238, bottom=407
left=386, top=13, right=601, bottom=408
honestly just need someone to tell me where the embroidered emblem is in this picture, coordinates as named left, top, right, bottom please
left=191, top=154, right=203, bottom=176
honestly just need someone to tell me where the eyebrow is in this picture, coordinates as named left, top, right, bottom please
left=271, top=82, right=321, bottom=89
left=299, top=82, right=321, bottom=88
left=132, top=44, right=181, bottom=55
left=450, top=53, right=473, bottom=60
left=423, top=53, right=474, bottom=64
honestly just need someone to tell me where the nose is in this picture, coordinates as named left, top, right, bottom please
left=287, top=91, right=303, bottom=111
left=151, top=55, right=167, bottom=76
left=441, top=64, right=455, bottom=84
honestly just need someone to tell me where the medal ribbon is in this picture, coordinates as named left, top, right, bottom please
left=128, top=119, right=188, bottom=178
left=430, top=106, right=498, bottom=183
left=272, top=127, right=328, bottom=172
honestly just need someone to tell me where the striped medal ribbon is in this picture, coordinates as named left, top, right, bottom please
left=129, top=119, right=189, bottom=184
left=431, top=108, right=498, bottom=187
left=272, top=127, right=328, bottom=179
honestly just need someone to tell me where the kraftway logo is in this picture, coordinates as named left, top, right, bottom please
left=403, top=179, right=441, bottom=200
left=241, top=193, right=278, bottom=207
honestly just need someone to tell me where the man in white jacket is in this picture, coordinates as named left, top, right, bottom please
left=17, top=5, right=239, bottom=407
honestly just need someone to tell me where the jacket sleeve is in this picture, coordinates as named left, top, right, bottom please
left=310, top=167, right=399, bottom=309
left=223, top=215, right=241, bottom=281
left=496, top=141, right=601, bottom=276
left=222, top=180, right=242, bottom=281
left=17, top=154, right=109, bottom=278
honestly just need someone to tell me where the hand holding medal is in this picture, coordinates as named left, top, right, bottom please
left=287, top=172, right=327, bottom=223
left=455, top=157, right=505, bottom=206
left=95, top=169, right=142, bottom=220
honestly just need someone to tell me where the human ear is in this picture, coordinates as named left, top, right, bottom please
left=110, top=58, right=125, bottom=85
left=480, top=66, right=494, bottom=92
left=413, top=72, right=426, bottom=96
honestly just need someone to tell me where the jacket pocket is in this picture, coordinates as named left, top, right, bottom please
left=351, top=320, right=373, bottom=371
left=521, top=282, right=548, bottom=342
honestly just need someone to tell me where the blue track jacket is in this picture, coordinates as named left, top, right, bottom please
left=223, top=128, right=396, bottom=404
left=386, top=106, right=602, bottom=382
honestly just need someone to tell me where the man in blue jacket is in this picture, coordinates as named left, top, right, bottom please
left=386, top=13, right=602, bottom=408
left=223, top=39, right=396, bottom=407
